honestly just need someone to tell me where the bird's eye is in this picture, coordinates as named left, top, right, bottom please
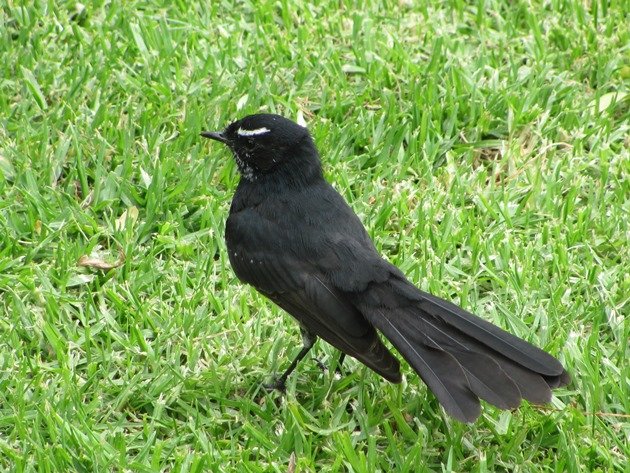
left=245, top=138, right=256, bottom=148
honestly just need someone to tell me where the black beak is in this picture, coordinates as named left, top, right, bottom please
left=200, top=131, right=228, bottom=143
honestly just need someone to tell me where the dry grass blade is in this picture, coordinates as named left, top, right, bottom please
left=77, top=250, right=125, bottom=270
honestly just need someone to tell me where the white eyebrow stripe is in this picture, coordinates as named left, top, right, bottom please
left=237, top=126, right=271, bottom=136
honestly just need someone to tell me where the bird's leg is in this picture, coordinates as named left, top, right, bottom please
left=336, top=353, right=346, bottom=374
left=265, top=329, right=316, bottom=392
left=315, top=351, right=345, bottom=374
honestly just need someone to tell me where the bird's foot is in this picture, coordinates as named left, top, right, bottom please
left=334, top=353, right=347, bottom=377
left=313, top=357, right=327, bottom=372
left=263, top=377, right=286, bottom=393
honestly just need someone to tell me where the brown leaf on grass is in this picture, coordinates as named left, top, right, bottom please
left=78, top=250, right=125, bottom=270
left=287, top=452, right=297, bottom=473
left=115, top=206, right=139, bottom=231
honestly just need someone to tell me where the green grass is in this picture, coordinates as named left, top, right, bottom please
left=1, top=0, right=628, bottom=471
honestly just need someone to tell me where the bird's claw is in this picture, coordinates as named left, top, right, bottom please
left=263, top=378, right=286, bottom=393
left=313, top=357, right=327, bottom=371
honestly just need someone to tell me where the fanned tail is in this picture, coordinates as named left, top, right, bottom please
left=356, top=278, right=570, bottom=422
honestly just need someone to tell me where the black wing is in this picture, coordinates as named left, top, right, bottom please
left=225, top=193, right=401, bottom=382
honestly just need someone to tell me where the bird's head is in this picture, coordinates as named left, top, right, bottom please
left=202, top=113, right=319, bottom=181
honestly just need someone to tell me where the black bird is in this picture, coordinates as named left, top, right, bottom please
left=201, top=113, right=570, bottom=422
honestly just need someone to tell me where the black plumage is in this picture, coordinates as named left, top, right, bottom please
left=201, top=113, right=570, bottom=422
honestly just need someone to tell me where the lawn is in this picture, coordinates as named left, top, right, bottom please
left=1, top=0, right=628, bottom=471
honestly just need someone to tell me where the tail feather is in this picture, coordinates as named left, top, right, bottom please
left=394, top=309, right=524, bottom=410
left=492, top=356, right=555, bottom=404
left=358, top=280, right=570, bottom=422
left=419, top=292, right=565, bottom=376
left=403, top=311, right=564, bottom=404
left=450, top=351, right=522, bottom=410
left=381, top=316, right=480, bottom=422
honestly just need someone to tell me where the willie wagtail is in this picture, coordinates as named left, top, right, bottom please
left=201, top=113, right=570, bottom=422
